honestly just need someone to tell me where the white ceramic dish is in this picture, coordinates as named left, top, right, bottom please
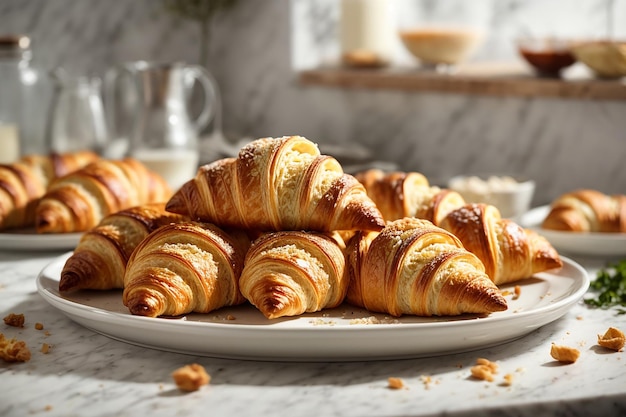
left=0, top=230, right=82, bottom=251
left=37, top=252, right=589, bottom=362
left=521, top=205, right=626, bottom=257
left=448, top=174, right=535, bottom=219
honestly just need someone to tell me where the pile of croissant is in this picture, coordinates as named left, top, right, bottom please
left=58, top=136, right=563, bottom=320
left=0, top=151, right=171, bottom=233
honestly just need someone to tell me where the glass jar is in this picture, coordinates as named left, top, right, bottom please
left=340, top=0, right=395, bottom=68
left=0, top=35, right=30, bottom=163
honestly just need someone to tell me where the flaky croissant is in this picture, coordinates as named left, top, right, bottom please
left=0, top=151, right=99, bottom=230
left=36, top=158, right=171, bottom=233
left=542, top=189, right=626, bottom=233
left=355, top=169, right=466, bottom=225
left=239, top=231, right=348, bottom=319
left=345, top=217, right=507, bottom=317
left=123, top=222, right=250, bottom=317
left=165, top=136, right=385, bottom=232
left=59, top=203, right=188, bottom=292
left=439, top=204, right=562, bottom=285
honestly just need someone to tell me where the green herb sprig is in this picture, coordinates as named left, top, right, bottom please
left=584, top=259, right=626, bottom=314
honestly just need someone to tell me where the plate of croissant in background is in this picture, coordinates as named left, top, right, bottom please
left=35, top=136, right=589, bottom=361
left=521, top=189, right=626, bottom=257
left=0, top=151, right=172, bottom=251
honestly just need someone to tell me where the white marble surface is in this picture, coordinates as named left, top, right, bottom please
left=0, top=248, right=625, bottom=417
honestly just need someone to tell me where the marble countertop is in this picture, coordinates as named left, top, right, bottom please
left=1, top=248, right=625, bottom=417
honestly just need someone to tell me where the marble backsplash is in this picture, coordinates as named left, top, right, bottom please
left=0, top=0, right=624, bottom=205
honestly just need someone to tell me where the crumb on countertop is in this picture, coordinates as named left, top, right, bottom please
left=470, top=358, right=499, bottom=382
left=550, top=343, right=580, bottom=363
left=387, top=377, right=404, bottom=390
left=35, top=322, right=44, bottom=330
left=0, top=332, right=31, bottom=362
left=597, top=327, right=625, bottom=352
left=172, top=363, right=210, bottom=392
left=3, top=313, right=25, bottom=328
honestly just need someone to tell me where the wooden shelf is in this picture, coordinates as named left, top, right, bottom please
left=298, top=63, right=626, bottom=101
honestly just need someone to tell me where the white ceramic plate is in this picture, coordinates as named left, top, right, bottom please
left=520, top=205, right=626, bottom=257
left=37, top=252, right=589, bottom=362
left=0, top=230, right=82, bottom=251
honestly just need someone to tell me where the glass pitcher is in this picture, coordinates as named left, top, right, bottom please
left=45, top=70, right=108, bottom=155
left=105, top=61, right=217, bottom=190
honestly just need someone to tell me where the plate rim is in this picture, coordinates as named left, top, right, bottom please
left=0, top=230, right=82, bottom=250
left=36, top=252, right=590, bottom=360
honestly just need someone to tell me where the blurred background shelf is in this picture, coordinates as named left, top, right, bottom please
left=298, top=63, right=626, bottom=100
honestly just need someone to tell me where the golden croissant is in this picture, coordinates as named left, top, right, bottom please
left=355, top=169, right=466, bottom=225
left=123, top=222, right=250, bottom=317
left=0, top=150, right=99, bottom=230
left=439, top=204, right=562, bottom=285
left=165, top=136, right=385, bottom=232
left=542, top=189, right=626, bottom=233
left=345, top=217, right=507, bottom=317
left=59, top=203, right=188, bottom=292
left=240, top=230, right=348, bottom=319
left=36, top=158, right=171, bottom=233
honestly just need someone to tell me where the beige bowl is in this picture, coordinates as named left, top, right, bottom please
left=571, top=40, right=626, bottom=78
left=448, top=175, right=536, bottom=220
left=399, top=27, right=485, bottom=68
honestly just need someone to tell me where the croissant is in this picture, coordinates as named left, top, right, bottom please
left=355, top=169, right=466, bottom=225
left=59, top=203, right=188, bottom=292
left=36, top=158, right=171, bottom=233
left=345, top=217, right=507, bottom=317
left=240, top=230, right=348, bottom=319
left=123, top=222, right=250, bottom=317
left=542, top=189, right=626, bottom=233
left=0, top=151, right=99, bottom=230
left=165, top=136, right=385, bottom=232
left=439, top=204, right=563, bottom=285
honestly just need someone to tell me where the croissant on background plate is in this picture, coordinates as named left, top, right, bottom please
left=542, top=189, right=626, bottom=233
left=345, top=217, right=508, bottom=317
left=59, top=203, right=188, bottom=292
left=123, top=222, right=251, bottom=317
left=239, top=230, right=349, bottom=319
left=166, top=136, right=385, bottom=233
left=354, top=169, right=466, bottom=225
left=439, top=203, right=563, bottom=285
left=36, top=158, right=171, bottom=233
left=0, top=150, right=99, bottom=231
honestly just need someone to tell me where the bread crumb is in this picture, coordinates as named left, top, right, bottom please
left=226, top=314, right=236, bottom=321
left=597, top=327, right=625, bottom=352
left=513, top=285, right=521, bottom=300
left=3, top=313, right=25, bottom=328
left=550, top=343, right=580, bottom=363
left=172, top=364, right=210, bottom=392
left=41, top=343, right=51, bottom=354
left=502, top=373, right=514, bottom=386
left=470, top=358, right=498, bottom=382
left=35, top=322, right=44, bottom=330
left=44, top=405, right=52, bottom=411
left=349, top=316, right=400, bottom=325
left=0, top=333, right=31, bottom=362
left=387, top=377, right=404, bottom=389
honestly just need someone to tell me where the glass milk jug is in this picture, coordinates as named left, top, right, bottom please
left=106, top=61, right=217, bottom=190
left=46, top=72, right=108, bottom=155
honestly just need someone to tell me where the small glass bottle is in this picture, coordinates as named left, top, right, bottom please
left=0, top=35, right=29, bottom=163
